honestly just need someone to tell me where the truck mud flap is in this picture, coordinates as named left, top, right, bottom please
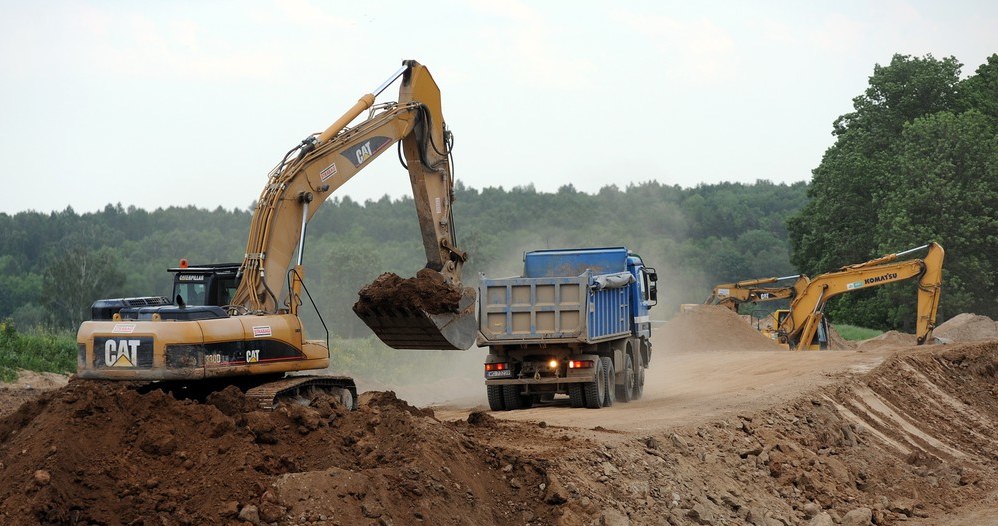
left=356, top=290, right=477, bottom=350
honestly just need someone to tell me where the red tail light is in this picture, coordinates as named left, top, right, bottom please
left=484, top=363, right=508, bottom=372
left=568, top=360, right=594, bottom=369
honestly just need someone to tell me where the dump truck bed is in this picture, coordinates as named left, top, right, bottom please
left=478, top=270, right=632, bottom=345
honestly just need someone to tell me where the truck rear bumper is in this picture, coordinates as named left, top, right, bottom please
left=485, top=373, right=595, bottom=386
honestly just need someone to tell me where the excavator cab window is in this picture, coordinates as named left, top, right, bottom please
left=815, top=317, right=829, bottom=350
left=176, top=282, right=207, bottom=306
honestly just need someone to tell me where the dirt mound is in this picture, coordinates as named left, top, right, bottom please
left=0, top=381, right=558, bottom=526
left=533, top=341, right=998, bottom=525
left=0, top=371, right=68, bottom=419
left=659, top=305, right=783, bottom=352
left=935, top=312, right=998, bottom=342
left=855, top=330, right=918, bottom=350
left=354, top=268, right=467, bottom=315
left=826, top=323, right=856, bottom=350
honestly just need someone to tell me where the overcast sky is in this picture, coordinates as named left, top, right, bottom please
left=1, top=1, right=995, bottom=215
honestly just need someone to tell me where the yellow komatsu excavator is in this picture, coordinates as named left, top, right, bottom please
left=76, top=60, right=475, bottom=408
left=770, top=242, right=944, bottom=350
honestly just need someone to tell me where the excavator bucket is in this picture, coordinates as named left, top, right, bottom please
left=353, top=270, right=477, bottom=350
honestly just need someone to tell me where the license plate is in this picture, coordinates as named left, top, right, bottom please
left=485, top=369, right=512, bottom=378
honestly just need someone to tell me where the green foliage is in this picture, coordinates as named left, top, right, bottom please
left=789, top=53, right=998, bottom=330
left=0, top=180, right=808, bottom=337
left=43, top=247, right=125, bottom=330
left=834, top=324, right=883, bottom=341
left=0, top=320, right=76, bottom=382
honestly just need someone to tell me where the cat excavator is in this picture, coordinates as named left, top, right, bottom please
left=76, top=60, right=475, bottom=408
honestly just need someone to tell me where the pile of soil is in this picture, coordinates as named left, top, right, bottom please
left=353, top=268, right=468, bottom=315
left=0, top=371, right=67, bottom=419
left=0, top=382, right=557, bottom=526
left=659, top=305, right=783, bottom=352
left=855, top=330, right=918, bottom=351
left=826, top=323, right=856, bottom=350
left=935, top=312, right=998, bottom=342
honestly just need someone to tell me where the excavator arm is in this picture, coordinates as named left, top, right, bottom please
left=778, top=242, right=944, bottom=349
left=706, top=274, right=802, bottom=313
left=231, top=60, right=472, bottom=349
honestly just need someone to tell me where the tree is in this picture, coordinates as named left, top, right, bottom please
left=878, top=110, right=998, bottom=320
left=789, top=54, right=998, bottom=327
left=42, top=247, right=125, bottom=330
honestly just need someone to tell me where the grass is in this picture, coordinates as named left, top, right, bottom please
left=834, top=323, right=884, bottom=341
left=0, top=320, right=76, bottom=383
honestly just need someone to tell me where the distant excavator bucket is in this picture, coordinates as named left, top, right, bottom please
left=353, top=270, right=477, bottom=350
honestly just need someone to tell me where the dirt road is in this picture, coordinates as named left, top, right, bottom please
left=435, top=345, right=889, bottom=433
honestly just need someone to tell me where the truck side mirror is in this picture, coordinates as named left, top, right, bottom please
left=645, top=267, right=658, bottom=305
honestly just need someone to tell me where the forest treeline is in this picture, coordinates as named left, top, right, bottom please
left=0, top=179, right=806, bottom=337
left=1, top=53, right=994, bottom=340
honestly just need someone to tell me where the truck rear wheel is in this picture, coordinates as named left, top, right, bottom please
left=487, top=385, right=506, bottom=411
left=568, top=384, right=585, bottom=408
left=633, top=366, right=645, bottom=400
left=616, top=354, right=634, bottom=403
left=601, top=356, right=615, bottom=407
left=503, top=384, right=532, bottom=410
left=583, top=358, right=606, bottom=409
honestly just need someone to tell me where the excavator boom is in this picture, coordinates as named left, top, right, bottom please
left=232, top=60, right=473, bottom=350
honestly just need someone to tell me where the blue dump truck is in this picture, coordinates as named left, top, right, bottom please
left=478, top=247, right=658, bottom=410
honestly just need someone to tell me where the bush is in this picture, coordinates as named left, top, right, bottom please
left=0, top=320, right=76, bottom=382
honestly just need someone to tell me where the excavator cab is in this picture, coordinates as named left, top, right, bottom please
left=770, top=309, right=829, bottom=350
left=168, top=262, right=240, bottom=307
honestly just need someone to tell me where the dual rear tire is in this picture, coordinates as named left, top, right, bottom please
left=487, top=384, right=533, bottom=411
left=581, top=356, right=618, bottom=408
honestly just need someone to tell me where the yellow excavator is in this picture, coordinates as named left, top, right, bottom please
left=772, top=242, right=944, bottom=350
left=707, top=243, right=945, bottom=350
left=705, top=274, right=800, bottom=313
left=76, top=60, right=475, bottom=408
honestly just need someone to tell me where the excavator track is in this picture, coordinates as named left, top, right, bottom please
left=245, top=375, right=358, bottom=411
